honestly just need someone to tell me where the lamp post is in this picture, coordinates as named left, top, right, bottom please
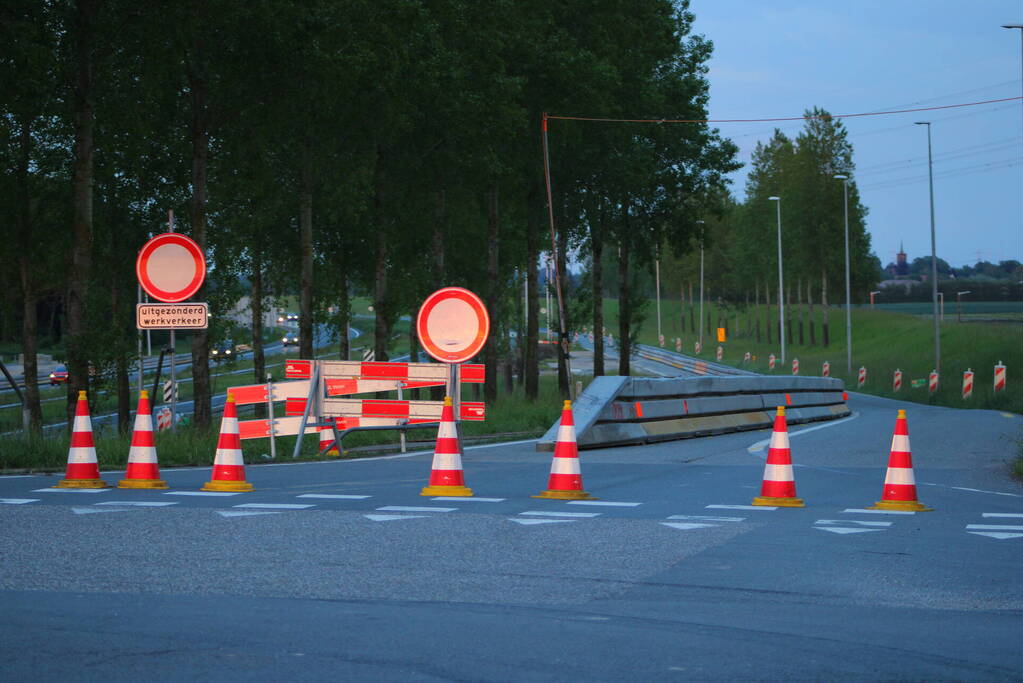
left=697, top=220, right=705, bottom=351
left=834, top=174, right=852, bottom=374
left=870, top=290, right=881, bottom=309
left=915, top=121, right=941, bottom=372
left=655, top=247, right=661, bottom=345
left=768, top=197, right=785, bottom=363
left=956, top=290, right=972, bottom=322
left=1003, top=24, right=1023, bottom=137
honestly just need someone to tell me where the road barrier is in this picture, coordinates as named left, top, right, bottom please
left=537, top=374, right=849, bottom=451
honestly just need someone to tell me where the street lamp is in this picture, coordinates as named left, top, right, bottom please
left=655, top=245, right=662, bottom=346
left=870, top=290, right=881, bottom=309
left=915, top=121, right=941, bottom=372
left=1003, top=24, right=1023, bottom=137
left=768, top=196, right=785, bottom=363
left=834, top=174, right=852, bottom=374
left=956, top=290, right=972, bottom=322
left=697, top=220, right=705, bottom=351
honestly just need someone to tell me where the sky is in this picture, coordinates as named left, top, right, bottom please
left=691, top=1, right=1023, bottom=269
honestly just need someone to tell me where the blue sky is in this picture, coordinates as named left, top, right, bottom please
left=692, top=1, right=1022, bottom=268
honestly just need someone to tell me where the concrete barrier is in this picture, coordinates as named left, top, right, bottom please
left=537, top=375, right=848, bottom=451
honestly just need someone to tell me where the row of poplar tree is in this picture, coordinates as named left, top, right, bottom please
left=2, top=0, right=873, bottom=435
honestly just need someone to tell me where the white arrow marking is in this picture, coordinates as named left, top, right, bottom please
left=364, top=514, right=427, bottom=522
left=814, top=527, right=884, bottom=535
left=0, top=499, right=39, bottom=505
left=661, top=522, right=717, bottom=530
left=72, top=507, right=130, bottom=515
left=967, top=531, right=1023, bottom=540
left=216, top=510, right=282, bottom=518
left=509, top=518, right=575, bottom=526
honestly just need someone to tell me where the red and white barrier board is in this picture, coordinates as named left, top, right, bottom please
left=769, top=354, right=776, bottom=371
left=994, top=361, right=1006, bottom=392
left=962, top=369, right=974, bottom=399
left=675, top=338, right=682, bottom=353
left=744, top=351, right=751, bottom=364
left=791, top=358, right=799, bottom=376
left=716, top=346, right=723, bottom=362
left=694, top=341, right=702, bottom=354
left=857, top=366, right=866, bottom=388
left=893, top=369, right=902, bottom=391
left=929, top=370, right=939, bottom=394
left=822, top=361, right=830, bottom=377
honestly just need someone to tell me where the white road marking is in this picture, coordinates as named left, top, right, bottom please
left=509, top=518, right=576, bottom=526
left=965, top=524, right=1023, bottom=531
left=667, top=515, right=745, bottom=522
left=951, top=487, right=1022, bottom=498
left=816, top=519, right=891, bottom=527
left=661, top=522, right=716, bottom=530
left=707, top=505, right=777, bottom=511
left=297, top=494, right=371, bottom=500
left=165, top=491, right=243, bottom=497
left=567, top=501, right=641, bottom=507
left=983, top=513, right=1023, bottom=518
left=842, top=508, right=915, bottom=515
left=0, top=498, right=39, bottom=505
left=34, top=488, right=109, bottom=493
left=217, top=510, right=282, bottom=518
left=431, top=497, right=506, bottom=502
left=967, top=531, right=1023, bottom=540
left=815, top=527, right=884, bottom=535
left=375, top=506, right=456, bottom=513
left=520, top=510, right=601, bottom=518
left=364, top=514, right=427, bottom=522
left=234, top=503, right=314, bottom=510
left=72, top=507, right=129, bottom=515
left=747, top=412, right=859, bottom=454
left=95, top=501, right=177, bottom=507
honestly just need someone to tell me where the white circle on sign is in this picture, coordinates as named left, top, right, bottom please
left=426, top=298, right=476, bottom=354
left=147, top=243, right=195, bottom=293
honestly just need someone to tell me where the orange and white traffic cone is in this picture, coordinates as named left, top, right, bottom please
left=868, top=410, right=931, bottom=511
left=318, top=420, right=339, bottom=456
left=534, top=400, right=596, bottom=500
left=752, top=406, right=804, bottom=507
left=202, top=393, right=253, bottom=492
left=421, top=396, right=473, bottom=496
left=56, top=391, right=109, bottom=489
left=118, top=390, right=167, bottom=489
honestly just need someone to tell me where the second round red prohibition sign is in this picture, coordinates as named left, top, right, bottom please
left=136, top=233, right=206, bottom=303
left=417, top=287, right=490, bottom=364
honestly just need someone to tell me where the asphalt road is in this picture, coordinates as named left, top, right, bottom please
left=1, top=390, right=1021, bottom=680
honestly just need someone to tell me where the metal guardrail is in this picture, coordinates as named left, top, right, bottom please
left=537, top=375, right=849, bottom=451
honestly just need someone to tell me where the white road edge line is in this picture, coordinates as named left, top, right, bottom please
left=747, top=412, right=860, bottom=454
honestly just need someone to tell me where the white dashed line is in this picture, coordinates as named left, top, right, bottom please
left=567, top=501, right=641, bottom=507
left=365, top=514, right=426, bottom=522
left=217, top=510, right=281, bottom=518
left=0, top=498, right=39, bottom=505
left=375, top=506, right=456, bottom=513
left=431, top=497, right=506, bottom=502
left=706, top=505, right=777, bottom=511
left=509, top=518, right=575, bottom=525
left=33, top=488, right=109, bottom=493
left=165, top=491, right=244, bottom=497
left=519, top=510, right=600, bottom=518
left=965, top=524, right=1023, bottom=531
left=95, top=501, right=178, bottom=507
left=234, top=503, right=315, bottom=510
left=667, top=515, right=744, bottom=522
left=297, top=494, right=371, bottom=500
left=661, top=522, right=717, bottom=530
left=983, top=513, right=1023, bottom=518
left=842, top=508, right=915, bottom=515
left=816, top=519, right=891, bottom=528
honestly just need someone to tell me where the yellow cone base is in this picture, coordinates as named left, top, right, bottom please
left=869, top=500, right=932, bottom=512
left=532, top=489, right=597, bottom=500
left=117, top=478, right=168, bottom=489
left=202, top=480, right=254, bottom=492
left=420, top=485, right=473, bottom=497
left=322, top=448, right=339, bottom=456
left=55, top=478, right=109, bottom=489
left=752, top=495, right=804, bottom=507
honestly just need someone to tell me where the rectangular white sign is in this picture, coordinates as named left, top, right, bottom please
left=136, top=303, right=209, bottom=329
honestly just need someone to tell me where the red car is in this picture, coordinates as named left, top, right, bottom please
left=49, top=365, right=68, bottom=385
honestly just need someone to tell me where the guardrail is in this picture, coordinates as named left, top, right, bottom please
left=537, top=375, right=848, bottom=451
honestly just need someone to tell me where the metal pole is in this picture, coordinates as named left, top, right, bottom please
left=838, top=176, right=852, bottom=374
left=770, top=197, right=785, bottom=363
left=655, top=253, right=661, bottom=344
left=169, top=331, right=177, bottom=432
left=266, top=372, right=277, bottom=460
left=1006, top=25, right=1023, bottom=137
left=916, top=122, right=940, bottom=372
left=698, top=222, right=705, bottom=350
left=137, top=284, right=144, bottom=394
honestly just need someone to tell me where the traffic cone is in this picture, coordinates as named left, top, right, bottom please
left=752, top=406, right=804, bottom=507
left=534, top=400, right=596, bottom=500
left=118, top=390, right=167, bottom=489
left=202, top=393, right=253, bottom=492
left=56, top=391, right=109, bottom=489
left=869, top=410, right=931, bottom=511
left=421, top=396, right=473, bottom=496
left=318, top=420, right=339, bottom=456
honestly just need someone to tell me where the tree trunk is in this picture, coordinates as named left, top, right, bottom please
left=299, top=139, right=314, bottom=360
left=250, top=248, right=266, bottom=418
left=688, top=281, right=695, bottom=333
left=524, top=183, right=540, bottom=400
left=766, top=281, right=772, bottom=344
left=110, top=274, right=131, bottom=434
left=187, top=57, right=212, bottom=430
left=433, top=181, right=445, bottom=288
left=821, top=267, right=830, bottom=347
left=337, top=269, right=350, bottom=361
left=591, top=222, right=604, bottom=376
left=808, top=280, right=816, bottom=346
left=797, top=278, right=805, bottom=345
left=617, top=238, right=631, bottom=376
left=484, top=184, right=499, bottom=403
left=556, top=211, right=570, bottom=397
left=66, top=0, right=100, bottom=424
left=785, top=283, right=793, bottom=345
left=16, top=120, right=41, bottom=431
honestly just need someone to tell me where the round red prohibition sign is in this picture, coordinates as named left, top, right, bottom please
left=417, top=287, right=490, bottom=364
left=136, top=233, right=206, bottom=303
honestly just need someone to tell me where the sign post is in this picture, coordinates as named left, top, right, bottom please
left=136, top=219, right=206, bottom=432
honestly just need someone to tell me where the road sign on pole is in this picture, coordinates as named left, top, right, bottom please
left=416, top=287, right=490, bottom=364
left=136, top=233, right=206, bottom=303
